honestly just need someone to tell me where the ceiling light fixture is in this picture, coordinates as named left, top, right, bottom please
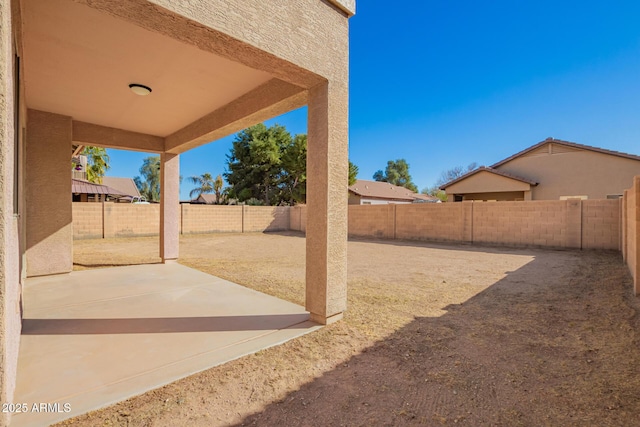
left=128, top=83, right=152, bottom=96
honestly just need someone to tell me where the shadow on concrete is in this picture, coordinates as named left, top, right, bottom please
left=73, top=261, right=162, bottom=269
left=261, top=230, right=306, bottom=238
left=235, top=251, right=640, bottom=426
left=22, top=313, right=311, bottom=335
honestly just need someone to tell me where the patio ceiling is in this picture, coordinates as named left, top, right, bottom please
left=22, top=0, right=275, bottom=138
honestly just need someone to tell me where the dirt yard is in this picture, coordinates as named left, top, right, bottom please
left=59, top=232, right=640, bottom=426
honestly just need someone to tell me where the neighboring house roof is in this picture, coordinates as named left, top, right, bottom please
left=195, top=194, right=217, bottom=204
left=72, top=178, right=128, bottom=196
left=412, top=193, right=439, bottom=202
left=101, top=177, right=141, bottom=198
left=349, top=180, right=438, bottom=202
left=491, top=137, right=640, bottom=168
left=440, top=167, right=538, bottom=190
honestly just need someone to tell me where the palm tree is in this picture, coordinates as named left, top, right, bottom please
left=188, top=173, right=215, bottom=200
left=134, top=155, right=161, bottom=201
left=82, top=146, right=110, bottom=184
left=213, top=174, right=224, bottom=204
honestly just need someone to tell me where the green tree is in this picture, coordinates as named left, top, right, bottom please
left=225, top=123, right=295, bottom=205
left=280, top=134, right=307, bottom=204
left=81, top=146, right=110, bottom=184
left=348, top=160, right=359, bottom=186
left=373, top=158, right=418, bottom=192
left=134, top=155, right=160, bottom=202
left=188, top=173, right=215, bottom=199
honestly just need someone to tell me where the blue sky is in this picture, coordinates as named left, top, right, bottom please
left=107, top=0, right=640, bottom=199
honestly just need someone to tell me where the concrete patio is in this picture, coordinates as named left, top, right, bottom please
left=11, top=264, right=320, bottom=427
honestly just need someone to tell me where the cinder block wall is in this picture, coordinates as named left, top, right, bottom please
left=473, top=201, right=569, bottom=248
left=243, top=206, right=290, bottom=232
left=623, top=177, right=639, bottom=294
left=72, top=203, right=103, bottom=239
left=181, top=205, right=243, bottom=233
left=73, top=199, right=624, bottom=251
left=395, top=203, right=470, bottom=242
left=104, top=204, right=160, bottom=238
left=73, top=203, right=293, bottom=237
left=348, top=205, right=395, bottom=239
left=582, top=199, right=621, bottom=250
left=346, top=200, right=620, bottom=250
left=290, top=205, right=307, bottom=232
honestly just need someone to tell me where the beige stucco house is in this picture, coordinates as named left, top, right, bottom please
left=0, top=0, right=354, bottom=424
left=441, top=138, right=640, bottom=201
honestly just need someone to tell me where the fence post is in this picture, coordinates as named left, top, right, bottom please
left=393, top=204, right=397, bottom=240
left=101, top=201, right=106, bottom=239
left=242, top=204, right=246, bottom=233
left=180, top=203, right=184, bottom=235
left=622, top=191, right=627, bottom=261
left=633, top=177, right=640, bottom=296
left=565, top=199, right=582, bottom=249
left=102, top=201, right=114, bottom=239
left=387, top=204, right=396, bottom=240
left=462, top=201, right=473, bottom=243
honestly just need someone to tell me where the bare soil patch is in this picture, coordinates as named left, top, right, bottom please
left=60, top=232, right=640, bottom=426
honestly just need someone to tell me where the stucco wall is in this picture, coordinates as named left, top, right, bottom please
left=462, top=191, right=526, bottom=202
left=25, top=110, right=73, bottom=276
left=497, top=147, right=640, bottom=200
left=145, top=0, right=349, bottom=84
left=445, top=170, right=531, bottom=194
left=0, top=0, right=23, bottom=422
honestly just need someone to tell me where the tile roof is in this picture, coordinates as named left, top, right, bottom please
left=491, top=137, right=640, bottom=168
left=72, top=179, right=128, bottom=196
left=195, top=194, right=217, bottom=204
left=439, top=167, right=538, bottom=190
left=349, top=180, right=438, bottom=202
left=101, top=177, right=141, bottom=198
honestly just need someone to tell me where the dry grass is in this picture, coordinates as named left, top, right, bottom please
left=60, top=232, right=640, bottom=426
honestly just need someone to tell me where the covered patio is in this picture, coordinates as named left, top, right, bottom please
left=1, top=0, right=355, bottom=426
left=12, top=263, right=321, bottom=427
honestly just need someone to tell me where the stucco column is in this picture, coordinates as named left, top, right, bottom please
left=160, top=152, right=179, bottom=263
left=26, top=110, right=73, bottom=276
left=305, top=82, right=348, bottom=325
